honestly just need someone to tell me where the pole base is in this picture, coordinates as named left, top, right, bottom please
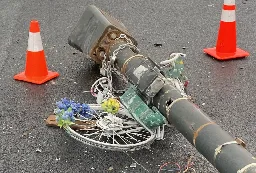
left=203, top=47, right=249, bottom=60
left=14, top=71, right=59, bottom=84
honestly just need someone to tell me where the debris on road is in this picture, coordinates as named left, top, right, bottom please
left=82, top=90, right=90, bottom=93
left=55, top=158, right=60, bottom=161
left=242, top=0, right=248, bottom=4
left=36, top=148, right=42, bottom=153
left=154, top=43, right=162, bottom=47
left=22, top=132, right=28, bottom=137
left=108, top=166, right=114, bottom=171
left=130, top=163, right=137, bottom=168
left=50, top=80, right=56, bottom=85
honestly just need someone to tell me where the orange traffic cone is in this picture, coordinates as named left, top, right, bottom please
left=14, top=20, right=59, bottom=84
left=203, top=0, right=249, bottom=60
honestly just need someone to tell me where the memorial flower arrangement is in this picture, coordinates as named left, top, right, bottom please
left=54, top=98, right=120, bottom=128
left=54, top=98, right=92, bottom=128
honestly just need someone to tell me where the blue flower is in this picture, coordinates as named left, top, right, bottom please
left=71, top=102, right=81, bottom=113
left=80, top=104, right=92, bottom=118
left=61, top=98, right=72, bottom=107
left=56, top=101, right=68, bottom=110
left=69, top=115, right=75, bottom=122
left=66, top=110, right=73, bottom=117
left=81, top=103, right=90, bottom=111
left=62, top=113, right=69, bottom=120
left=61, top=110, right=75, bottom=122
left=68, top=110, right=75, bottom=121
left=54, top=108, right=63, bottom=115
left=55, top=99, right=92, bottom=122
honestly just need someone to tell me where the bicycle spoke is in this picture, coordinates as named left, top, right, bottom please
left=64, top=104, right=156, bottom=151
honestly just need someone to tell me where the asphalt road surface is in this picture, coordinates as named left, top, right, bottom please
left=0, top=0, right=255, bottom=173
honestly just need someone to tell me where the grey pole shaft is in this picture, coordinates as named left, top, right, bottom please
left=110, top=42, right=256, bottom=173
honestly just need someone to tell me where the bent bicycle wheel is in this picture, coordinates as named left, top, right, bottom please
left=64, top=104, right=156, bottom=151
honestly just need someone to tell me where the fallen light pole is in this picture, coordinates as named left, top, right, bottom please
left=68, top=5, right=256, bottom=173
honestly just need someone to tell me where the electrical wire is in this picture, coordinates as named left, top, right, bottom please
left=183, top=155, right=194, bottom=173
left=158, top=162, right=181, bottom=173
left=188, top=168, right=196, bottom=173
left=158, top=155, right=196, bottom=173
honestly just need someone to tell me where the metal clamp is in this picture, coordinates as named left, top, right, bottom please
left=213, top=141, right=238, bottom=163
left=121, top=54, right=145, bottom=74
left=237, top=163, right=256, bottom=173
left=166, top=97, right=188, bottom=116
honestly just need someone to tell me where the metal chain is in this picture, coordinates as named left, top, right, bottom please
left=100, top=34, right=139, bottom=95
left=111, top=34, right=140, bottom=63
left=115, top=34, right=137, bottom=47
left=242, top=0, right=248, bottom=4
left=101, top=54, right=114, bottom=98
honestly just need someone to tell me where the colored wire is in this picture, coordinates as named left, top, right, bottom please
left=188, top=168, right=196, bottom=173
left=158, top=155, right=196, bottom=173
left=158, top=162, right=181, bottom=173
left=183, top=156, right=194, bottom=173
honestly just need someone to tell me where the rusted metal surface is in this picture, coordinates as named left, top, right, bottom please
left=92, top=29, right=136, bottom=63
left=235, top=137, right=247, bottom=148
left=68, top=5, right=137, bottom=64
left=193, top=122, right=215, bottom=146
